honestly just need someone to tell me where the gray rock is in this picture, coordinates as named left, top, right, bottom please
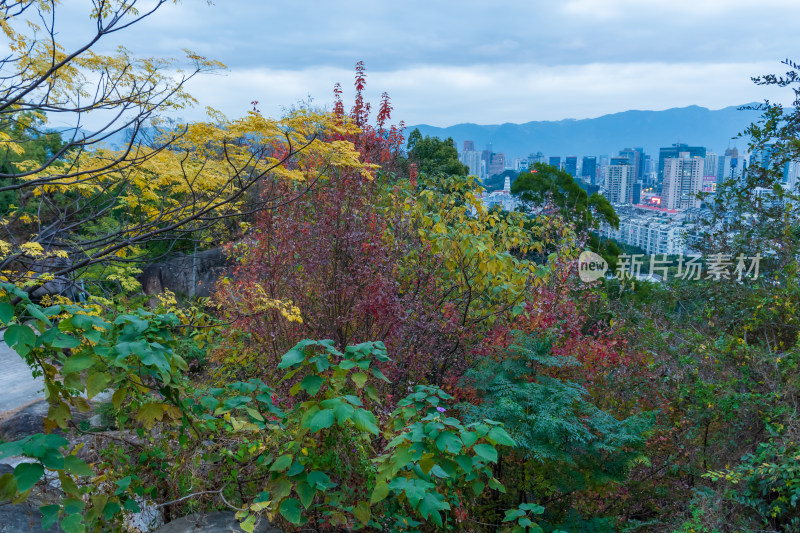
left=0, top=400, right=51, bottom=441
left=0, top=400, right=92, bottom=441
left=88, top=414, right=103, bottom=428
left=139, top=248, right=228, bottom=299
left=0, top=464, right=62, bottom=533
left=154, top=512, right=282, bottom=533
left=0, top=501, right=63, bottom=532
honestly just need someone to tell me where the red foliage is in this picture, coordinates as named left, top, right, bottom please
left=328, top=62, right=405, bottom=170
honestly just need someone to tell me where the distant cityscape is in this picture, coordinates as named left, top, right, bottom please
left=464, top=141, right=800, bottom=256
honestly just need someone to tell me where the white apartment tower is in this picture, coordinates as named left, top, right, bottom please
left=459, top=150, right=484, bottom=180
left=662, top=153, right=704, bottom=210
left=606, top=165, right=632, bottom=204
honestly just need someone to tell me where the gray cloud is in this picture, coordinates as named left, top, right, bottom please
left=50, top=0, right=798, bottom=125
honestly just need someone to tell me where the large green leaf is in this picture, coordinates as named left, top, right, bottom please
left=307, top=409, right=334, bottom=432
left=13, top=462, right=43, bottom=492
left=472, top=443, right=498, bottom=463
left=86, top=372, right=112, bottom=399
left=40, top=504, right=60, bottom=530
left=0, top=302, right=15, bottom=324
left=279, top=498, right=302, bottom=525
left=63, top=456, right=93, bottom=477
left=60, top=514, right=85, bottom=533
left=278, top=348, right=305, bottom=369
left=418, top=493, right=448, bottom=526
left=62, top=352, right=95, bottom=375
left=488, top=427, right=516, bottom=447
left=351, top=409, right=378, bottom=435
left=299, top=375, right=324, bottom=396
left=4, top=324, right=37, bottom=355
left=295, top=481, right=315, bottom=508
left=434, top=431, right=463, bottom=454
left=269, top=454, right=293, bottom=472
left=351, top=372, right=368, bottom=389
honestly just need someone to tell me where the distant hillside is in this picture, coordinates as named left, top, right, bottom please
left=408, top=104, right=762, bottom=159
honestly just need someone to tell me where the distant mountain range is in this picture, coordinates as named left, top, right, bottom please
left=407, top=104, right=763, bottom=160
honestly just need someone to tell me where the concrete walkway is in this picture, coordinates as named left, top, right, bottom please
left=0, top=341, right=45, bottom=414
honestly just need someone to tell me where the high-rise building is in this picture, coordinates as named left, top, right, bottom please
left=529, top=152, right=546, bottom=164
left=459, top=149, right=483, bottom=179
left=564, top=156, right=578, bottom=177
left=463, top=140, right=475, bottom=152
left=488, top=153, right=506, bottom=177
left=619, top=148, right=643, bottom=182
left=632, top=182, right=643, bottom=205
left=658, top=143, right=706, bottom=184
left=717, top=147, right=740, bottom=183
left=662, top=153, right=704, bottom=210
left=581, top=156, right=597, bottom=184
left=606, top=165, right=632, bottom=204
left=784, top=160, right=800, bottom=192
left=704, top=152, right=718, bottom=178
left=549, top=156, right=561, bottom=169
left=610, top=156, right=634, bottom=202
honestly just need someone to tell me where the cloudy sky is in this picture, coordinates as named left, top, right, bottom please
left=58, top=0, right=798, bottom=126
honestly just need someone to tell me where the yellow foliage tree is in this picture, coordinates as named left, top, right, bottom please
left=0, top=1, right=369, bottom=298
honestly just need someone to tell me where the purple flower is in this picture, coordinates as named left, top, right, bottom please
left=436, top=406, right=446, bottom=413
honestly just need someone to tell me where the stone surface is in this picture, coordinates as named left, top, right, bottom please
left=0, top=400, right=93, bottom=441
left=0, top=464, right=63, bottom=533
left=154, top=512, right=282, bottom=533
left=139, top=248, right=228, bottom=299
left=0, top=400, right=51, bottom=441
left=0, top=337, right=45, bottom=413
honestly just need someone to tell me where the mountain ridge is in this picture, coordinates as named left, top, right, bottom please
left=407, top=103, right=762, bottom=159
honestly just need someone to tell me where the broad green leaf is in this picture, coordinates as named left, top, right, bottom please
left=299, top=375, right=324, bottom=396
left=279, top=498, right=302, bottom=525
left=307, top=471, right=332, bottom=489
left=60, top=514, right=85, bottom=533
left=51, top=333, right=81, bottom=349
left=4, top=324, right=37, bottom=355
left=63, top=456, right=93, bottom=477
left=0, top=438, right=29, bottom=460
left=278, top=348, right=305, bottom=369
left=286, top=461, right=304, bottom=477
left=435, top=431, right=463, bottom=454
left=333, top=401, right=355, bottom=423
left=62, top=353, right=95, bottom=375
left=487, top=427, right=516, bottom=447
left=354, top=501, right=371, bottom=526
left=270, top=454, right=293, bottom=472
left=240, top=514, right=256, bottom=533
left=296, top=481, right=315, bottom=508
left=14, top=462, right=43, bottom=492
left=307, top=409, right=334, bottom=432
left=371, top=481, right=389, bottom=503
left=0, top=302, right=15, bottom=324
left=473, top=443, right=498, bottom=463
left=40, top=504, right=60, bottom=530
left=460, top=430, right=478, bottom=448
left=351, top=372, right=368, bottom=389
left=86, top=372, right=112, bottom=399
left=472, top=480, right=485, bottom=495
left=0, top=473, right=17, bottom=501
left=454, top=454, right=473, bottom=473
left=371, top=367, right=390, bottom=382
left=351, top=409, right=378, bottom=435
left=418, top=493, right=448, bottom=526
